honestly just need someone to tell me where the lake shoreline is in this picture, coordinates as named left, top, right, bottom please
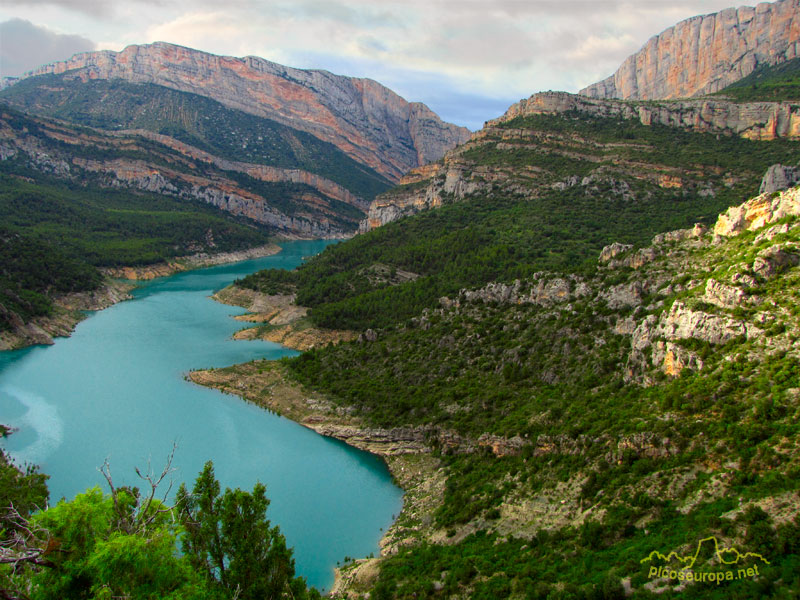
left=100, top=243, right=281, bottom=280
left=0, top=243, right=282, bottom=352
left=188, top=361, right=444, bottom=598
left=2, top=239, right=392, bottom=593
left=0, top=279, right=135, bottom=351
left=210, top=286, right=358, bottom=351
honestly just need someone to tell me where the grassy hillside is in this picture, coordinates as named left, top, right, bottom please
left=714, top=57, right=800, bottom=102
left=238, top=112, right=800, bottom=330
left=0, top=75, right=392, bottom=201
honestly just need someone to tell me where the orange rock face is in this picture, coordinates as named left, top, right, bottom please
left=581, top=0, right=800, bottom=100
left=23, top=43, right=471, bottom=181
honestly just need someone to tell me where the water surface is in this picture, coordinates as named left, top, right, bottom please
left=0, top=240, right=403, bottom=592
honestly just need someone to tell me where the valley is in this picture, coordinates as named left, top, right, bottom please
left=2, top=1, right=800, bottom=598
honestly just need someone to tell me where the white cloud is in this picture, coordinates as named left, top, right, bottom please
left=1, top=0, right=113, bottom=17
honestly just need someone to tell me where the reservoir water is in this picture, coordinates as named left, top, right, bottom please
left=0, top=240, right=403, bottom=592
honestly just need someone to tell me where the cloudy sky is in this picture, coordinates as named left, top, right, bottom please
left=0, top=0, right=761, bottom=129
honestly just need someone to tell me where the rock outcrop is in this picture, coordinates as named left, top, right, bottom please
left=760, top=163, right=800, bottom=194
left=491, top=91, right=800, bottom=141
left=358, top=162, right=486, bottom=232
left=12, top=42, right=471, bottom=181
left=580, top=0, right=800, bottom=100
left=0, top=108, right=364, bottom=237
left=714, top=185, right=800, bottom=236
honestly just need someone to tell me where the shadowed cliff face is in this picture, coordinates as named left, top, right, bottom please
left=581, top=0, right=800, bottom=100
left=15, top=42, right=471, bottom=181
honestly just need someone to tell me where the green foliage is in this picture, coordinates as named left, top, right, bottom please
left=0, top=76, right=392, bottom=201
left=0, top=449, right=49, bottom=535
left=237, top=268, right=298, bottom=295
left=0, top=227, right=100, bottom=327
left=0, top=169, right=274, bottom=329
left=176, top=461, right=318, bottom=600
left=0, top=173, right=270, bottom=268
left=86, top=532, right=209, bottom=600
left=713, top=57, right=800, bottom=102
left=280, top=213, right=800, bottom=597
left=372, top=503, right=800, bottom=599
left=1, top=460, right=319, bottom=600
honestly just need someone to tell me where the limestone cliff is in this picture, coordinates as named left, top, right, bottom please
left=13, top=42, right=471, bottom=181
left=492, top=91, right=800, bottom=140
left=580, top=0, right=800, bottom=100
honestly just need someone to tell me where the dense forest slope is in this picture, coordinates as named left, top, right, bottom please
left=580, top=0, right=800, bottom=100
left=239, top=101, right=800, bottom=331
left=1, top=42, right=471, bottom=181
left=221, top=182, right=800, bottom=599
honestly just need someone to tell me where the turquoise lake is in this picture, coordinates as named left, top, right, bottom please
left=0, top=240, right=403, bottom=593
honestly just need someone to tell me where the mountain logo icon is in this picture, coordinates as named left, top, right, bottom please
left=641, top=536, right=771, bottom=570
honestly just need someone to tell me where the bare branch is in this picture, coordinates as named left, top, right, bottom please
left=135, top=442, right=178, bottom=534
left=0, top=503, right=57, bottom=576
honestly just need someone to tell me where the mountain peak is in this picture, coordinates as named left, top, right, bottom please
left=580, top=0, right=800, bottom=100
left=13, top=42, right=470, bottom=181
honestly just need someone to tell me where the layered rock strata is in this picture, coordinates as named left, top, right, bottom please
left=580, top=0, right=800, bottom=100
left=359, top=89, right=799, bottom=232
left=0, top=109, right=362, bottom=237
left=492, top=91, right=800, bottom=140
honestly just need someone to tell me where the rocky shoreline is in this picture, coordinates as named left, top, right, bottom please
left=101, top=243, right=281, bottom=280
left=187, top=361, right=444, bottom=598
left=0, top=279, right=135, bottom=351
left=0, top=243, right=283, bottom=351
left=211, top=286, right=357, bottom=351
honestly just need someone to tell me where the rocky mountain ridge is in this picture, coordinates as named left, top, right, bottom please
left=360, top=90, right=799, bottom=232
left=580, top=0, right=800, bottom=100
left=5, top=42, right=470, bottom=181
left=491, top=91, right=800, bottom=139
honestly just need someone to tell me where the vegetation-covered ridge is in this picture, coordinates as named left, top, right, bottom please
left=0, top=104, right=370, bottom=237
left=0, top=167, right=274, bottom=340
left=713, top=56, right=800, bottom=102
left=237, top=108, right=799, bottom=331
left=0, top=75, right=392, bottom=202
left=272, top=185, right=800, bottom=598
